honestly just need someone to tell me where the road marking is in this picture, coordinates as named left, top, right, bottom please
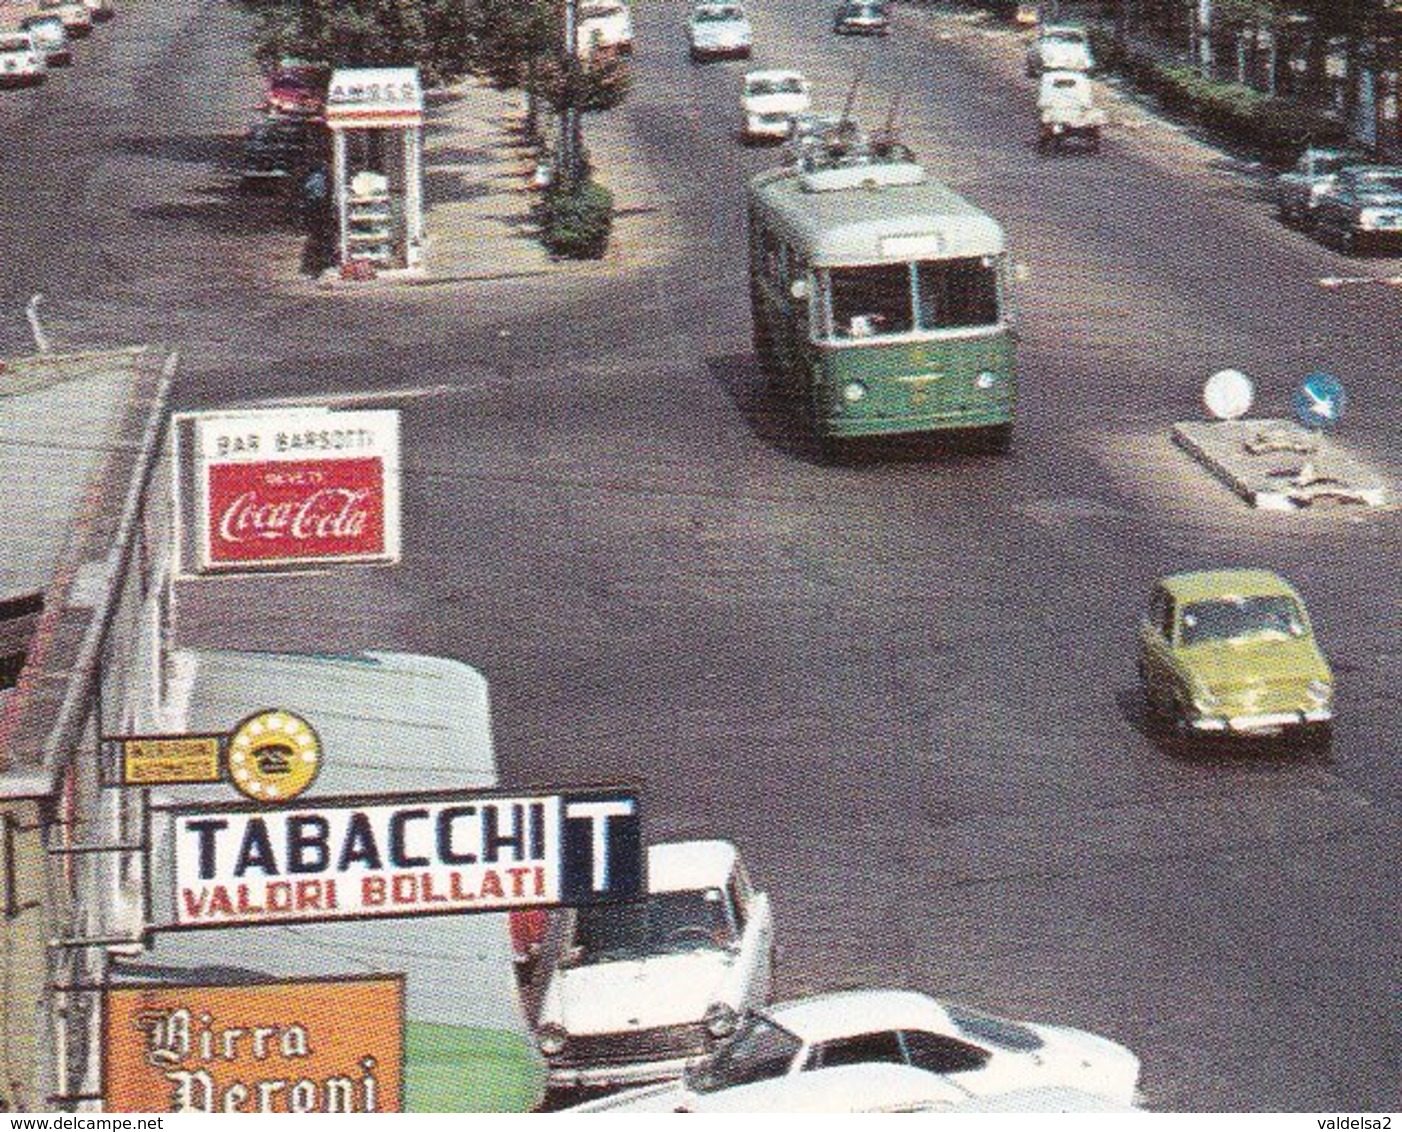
left=1317, top=275, right=1402, bottom=289
left=231, top=383, right=469, bottom=409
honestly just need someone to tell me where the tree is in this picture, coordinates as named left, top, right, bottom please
left=239, top=0, right=473, bottom=85
left=464, top=0, right=630, bottom=181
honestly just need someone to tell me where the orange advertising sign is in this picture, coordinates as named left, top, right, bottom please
left=104, top=976, right=403, bottom=1113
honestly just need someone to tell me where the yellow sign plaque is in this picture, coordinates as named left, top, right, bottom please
left=120, top=736, right=223, bottom=786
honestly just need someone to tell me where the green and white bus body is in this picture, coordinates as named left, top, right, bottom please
left=748, top=159, right=1016, bottom=451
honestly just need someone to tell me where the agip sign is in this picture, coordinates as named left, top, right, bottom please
left=179, top=407, right=401, bottom=574
left=152, top=787, right=642, bottom=930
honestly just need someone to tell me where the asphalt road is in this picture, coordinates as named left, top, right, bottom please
left=3, top=0, right=1398, bottom=1113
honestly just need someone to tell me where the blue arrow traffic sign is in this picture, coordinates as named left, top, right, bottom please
left=1292, top=372, right=1346, bottom=430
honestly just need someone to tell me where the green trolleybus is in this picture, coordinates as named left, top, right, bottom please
left=748, top=154, right=1016, bottom=454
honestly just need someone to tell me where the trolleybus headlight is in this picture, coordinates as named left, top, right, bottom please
left=1306, top=679, right=1333, bottom=705
left=975, top=370, right=1001, bottom=390
left=536, top=1024, right=569, bottom=1057
left=842, top=381, right=867, bottom=403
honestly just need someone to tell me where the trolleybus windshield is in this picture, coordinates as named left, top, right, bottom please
left=825, top=255, right=1000, bottom=340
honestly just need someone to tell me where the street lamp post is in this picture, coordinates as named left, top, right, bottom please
left=559, top=0, right=580, bottom=187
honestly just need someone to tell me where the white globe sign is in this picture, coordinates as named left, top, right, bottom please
left=1203, top=369, right=1254, bottom=421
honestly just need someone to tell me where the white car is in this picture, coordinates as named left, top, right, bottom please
left=39, top=0, right=93, bottom=38
left=577, top=0, right=633, bottom=58
left=571, top=989, right=1142, bottom=1110
left=0, top=31, right=46, bottom=87
left=741, top=70, right=811, bottom=143
left=574, top=1064, right=1140, bottom=1113
left=84, top=0, right=116, bottom=22
left=534, top=840, right=774, bottom=1089
left=688, top=2, right=752, bottom=61
left=1025, top=24, right=1094, bottom=76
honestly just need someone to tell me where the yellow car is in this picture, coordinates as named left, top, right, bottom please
left=1137, top=569, right=1333, bottom=744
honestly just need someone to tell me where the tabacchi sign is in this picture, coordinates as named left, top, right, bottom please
left=190, top=408, right=400, bottom=572
left=153, top=787, right=642, bottom=930
left=104, top=976, right=404, bottom=1113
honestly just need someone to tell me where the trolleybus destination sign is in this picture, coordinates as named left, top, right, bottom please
left=152, top=786, right=642, bottom=930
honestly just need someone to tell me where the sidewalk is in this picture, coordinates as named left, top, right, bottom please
left=325, top=76, right=675, bottom=288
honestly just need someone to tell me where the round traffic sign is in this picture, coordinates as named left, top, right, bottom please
left=1202, top=369, right=1254, bottom=421
left=1292, top=372, right=1346, bottom=430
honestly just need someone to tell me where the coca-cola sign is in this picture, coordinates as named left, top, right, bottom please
left=209, top=459, right=384, bottom=563
left=188, top=408, right=400, bottom=573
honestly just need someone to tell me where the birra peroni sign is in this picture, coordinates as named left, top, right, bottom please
left=104, top=977, right=404, bottom=1113
left=157, top=787, right=642, bottom=929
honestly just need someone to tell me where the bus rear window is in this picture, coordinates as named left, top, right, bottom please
left=917, top=257, right=999, bottom=329
left=828, top=263, right=913, bottom=339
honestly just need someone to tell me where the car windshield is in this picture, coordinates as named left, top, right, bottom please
left=582, top=2, right=624, bottom=16
left=749, top=77, right=804, bottom=96
left=696, top=6, right=743, bottom=21
left=568, top=888, right=732, bottom=963
left=1179, top=595, right=1308, bottom=646
left=1044, top=29, right=1086, bottom=45
left=685, top=1014, right=803, bottom=1093
left=945, top=1003, right=1045, bottom=1052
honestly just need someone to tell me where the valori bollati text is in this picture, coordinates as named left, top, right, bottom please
left=172, top=799, right=558, bottom=925
left=136, top=1008, right=380, bottom=1113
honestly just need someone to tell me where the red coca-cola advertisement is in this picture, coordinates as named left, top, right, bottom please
left=206, top=457, right=387, bottom=566
left=182, top=407, right=400, bottom=575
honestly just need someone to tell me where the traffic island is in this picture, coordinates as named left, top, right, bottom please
left=1173, top=419, right=1389, bottom=510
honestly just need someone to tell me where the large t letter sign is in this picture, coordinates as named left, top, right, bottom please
left=562, top=792, right=642, bottom=904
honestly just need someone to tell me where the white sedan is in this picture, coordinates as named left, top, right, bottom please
left=571, top=989, right=1142, bottom=1111
left=741, top=70, right=811, bottom=142
left=534, top=839, right=774, bottom=1090
left=687, top=2, right=752, bottom=61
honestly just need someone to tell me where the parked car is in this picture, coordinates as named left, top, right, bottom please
left=833, top=0, right=890, bottom=36
left=264, top=63, right=329, bottom=118
left=20, top=16, right=71, bottom=66
left=741, top=69, right=811, bottom=143
left=83, top=0, right=116, bottom=22
left=1025, top=24, right=1093, bottom=77
left=240, top=116, right=324, bottom=188
left=577, top=0, right=633, bottom=57
left=687, top=2, right=752, bottom=61
left=1137, top=569, right=1334, bottom=744
left=1313, top=164, right=1402, bottom=255
left=39, top=0, right=91, bottom=38
left=1036, top=70, right=1106, bottom=153
left=1276, top=147, right=1373, bottom=228
left=574, top=1065, right=1140, bottom=1112
left=572, top=989, right=1142, bottom=1111
left=0, top=31, right=47, bottom=88
left=533, top=839, right=774, bottom=1090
